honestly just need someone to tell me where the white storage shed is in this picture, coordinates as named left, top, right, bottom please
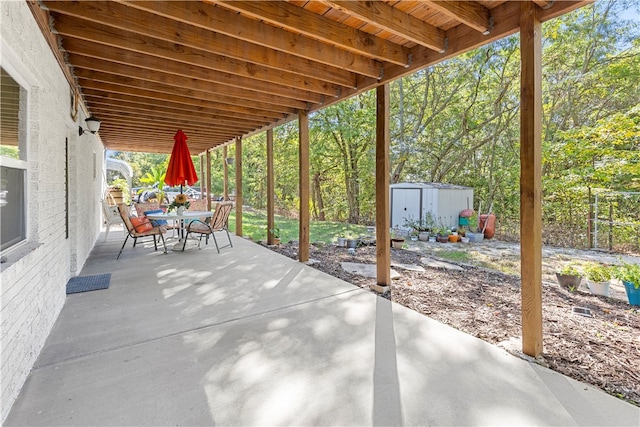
left=390, top=182, right=474, bottom=230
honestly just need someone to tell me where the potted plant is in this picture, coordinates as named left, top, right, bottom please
left=346, top=234, right=359, bottom=249
left=106, top=178, right=130, bottom=205
left=613, top=262, right=640, bottom=306
left=466, top=212, right=484, bottom=242
left=390, top=229, right=405, bottom=249
left=404, top=212, right=434, bottom=241
left=555, top=263, right=582, bottom=291
left=336, top=233, right=347, bottom=247
left=138, top=165, right=168, bottom=205
left=269, top=227, right=281, bottom=245
left=434, top=226, right=450, bottom=243
left=584, top=263, right=612, bottom=297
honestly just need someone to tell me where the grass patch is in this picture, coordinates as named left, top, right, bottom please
left=436, top=250, right=471, bottom=263
left=228, top=211, right=369, bottom=243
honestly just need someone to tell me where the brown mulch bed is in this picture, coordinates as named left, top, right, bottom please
left=267, top=242, right=640, bottom=406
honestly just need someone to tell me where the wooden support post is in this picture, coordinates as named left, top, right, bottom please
left=235, top=136, right=243, bottom=237
left=267, top=129, right=275, bottom=245
left=519, top=1, right=543, bottom=358
left=199, top=154, right=205, bottom=199
left=223, top=145, right=229, bottom=201
left=374, top=84, right=391, bottom=293
left=206, top=149, right=212, bottom=211
left=299, top=110, right=310, bottom=262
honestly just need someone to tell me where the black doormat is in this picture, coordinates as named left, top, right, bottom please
left=66, top=273, right=111, bottom=294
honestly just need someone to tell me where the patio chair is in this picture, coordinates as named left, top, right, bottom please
left=182, top=201, right=234, bottom=252
left=101, top=199, right=125, bottom=241
left=116, top=203, right=167, bottom=259
left=134, top=201, right=181, bottom=237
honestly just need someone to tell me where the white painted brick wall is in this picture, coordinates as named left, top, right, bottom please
left=1, top=1, right=104, bottom=421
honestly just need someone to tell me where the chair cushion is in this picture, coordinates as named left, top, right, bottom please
left=144, top=209, right=168, bottom=226
left=130, top=216, right=153, bottom=232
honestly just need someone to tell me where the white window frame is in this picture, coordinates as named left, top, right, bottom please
left=1, top=41, right=35, bottom=255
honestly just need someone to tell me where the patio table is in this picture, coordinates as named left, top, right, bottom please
left=145, top=210, right=213, bottom=251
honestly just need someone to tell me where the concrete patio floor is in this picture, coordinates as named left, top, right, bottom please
left=5, top=225, right=640, bottom=426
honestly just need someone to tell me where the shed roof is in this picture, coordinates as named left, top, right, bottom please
left=390, top=182, right=474, bottom=190
left=28, top=0, right=589, bottom=154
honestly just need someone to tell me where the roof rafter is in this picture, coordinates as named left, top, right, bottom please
left=117, top=0, right=385, bottom=77
left=47, top=1, right=359, bottom=87
left=55, top=20, right=343, bottom=97
left=324, top=0, right=447, bottom=52
left=424, top=1, right=492, bottom=35
left=214, top=0, right=411, bottom=65
left=65, top=47, right=325, bottom=104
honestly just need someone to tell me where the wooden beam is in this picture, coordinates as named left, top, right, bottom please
left=119, top=1, right=383, bottom=78
left=89, top=102, right=269, bottom=128
left=223, top=146, right=229, bottom=201
left=206, top=150, right=212, bottom=211
left=58, top=26, right=343, bottom=97
left=72, top=62, right=309, bottom=111
left=267, top=129, right=275, bottom=245
left=374, top=84, right=391, bottom=292
left=64, top=44, right=326, bottom=104
left=326, top=0, right=446, bottom=52
left=298, top=110, right=310, bottom=263
left=83, top=90, right=282, bottom=122
left=217, top=1, right=411, bottom=65
left=425, top=1, right=492, bottom=35
left=235, top=137, right=243, bottom=237
left=310, top=1, right=588, bottom=117
left=48, top=1, right=358, bottom=88
left=77, top=78, right=294, bottom=117
left=519, top=1, right=543, bottom=358
left=532, top=0, right=553, bottom=8
left=26, top=1, right=76, bottom=88
left=92, top=110, right=249, bottom=134
left=199, top=154, right=205, bottom=202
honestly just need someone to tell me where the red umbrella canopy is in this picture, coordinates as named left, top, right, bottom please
left=165, top=129, right=198, bottom=187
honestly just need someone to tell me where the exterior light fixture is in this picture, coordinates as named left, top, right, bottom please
left=79, top=116, right=101, bottom=136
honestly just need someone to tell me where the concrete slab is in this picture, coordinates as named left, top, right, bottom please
left=391, top=262, right=426, bottom=272
left=420, top=256, right=465, bottom=271
left=341, top=262, right=401, bottom=279
left=5, top=231, right=639, bottom=426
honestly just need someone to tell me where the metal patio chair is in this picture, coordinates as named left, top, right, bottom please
left=116, top=203, right=167, bottom=259
left=182, top=201, right=234, bottom=252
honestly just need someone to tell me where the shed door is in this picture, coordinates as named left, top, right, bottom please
left=391, top=188, right=421, bottom=229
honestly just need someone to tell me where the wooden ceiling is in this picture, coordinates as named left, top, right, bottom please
left=29, top=0, right=588, bottom=154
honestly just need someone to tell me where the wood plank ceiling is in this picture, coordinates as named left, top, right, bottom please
left=29, top=0, right=588, bottom=154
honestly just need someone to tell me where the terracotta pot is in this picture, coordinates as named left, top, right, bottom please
left=448, top=235, right=460, bottom=243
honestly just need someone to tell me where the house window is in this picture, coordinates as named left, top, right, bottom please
left=0, top=67, right=27, bottom=252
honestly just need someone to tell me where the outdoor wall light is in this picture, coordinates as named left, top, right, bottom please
left=79, top=116, right=101, bottom=136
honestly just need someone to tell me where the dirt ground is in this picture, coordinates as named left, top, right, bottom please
left=267, top=239, right=640, bottom=406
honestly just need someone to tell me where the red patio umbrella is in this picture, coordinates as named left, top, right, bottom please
left=165, top=129, right=198, bottom=192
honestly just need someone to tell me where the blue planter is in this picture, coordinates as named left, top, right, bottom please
left=623, top=281, right=640, bottom=306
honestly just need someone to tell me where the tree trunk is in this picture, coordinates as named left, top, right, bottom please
left=313, top=172, right=325, bottom=221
